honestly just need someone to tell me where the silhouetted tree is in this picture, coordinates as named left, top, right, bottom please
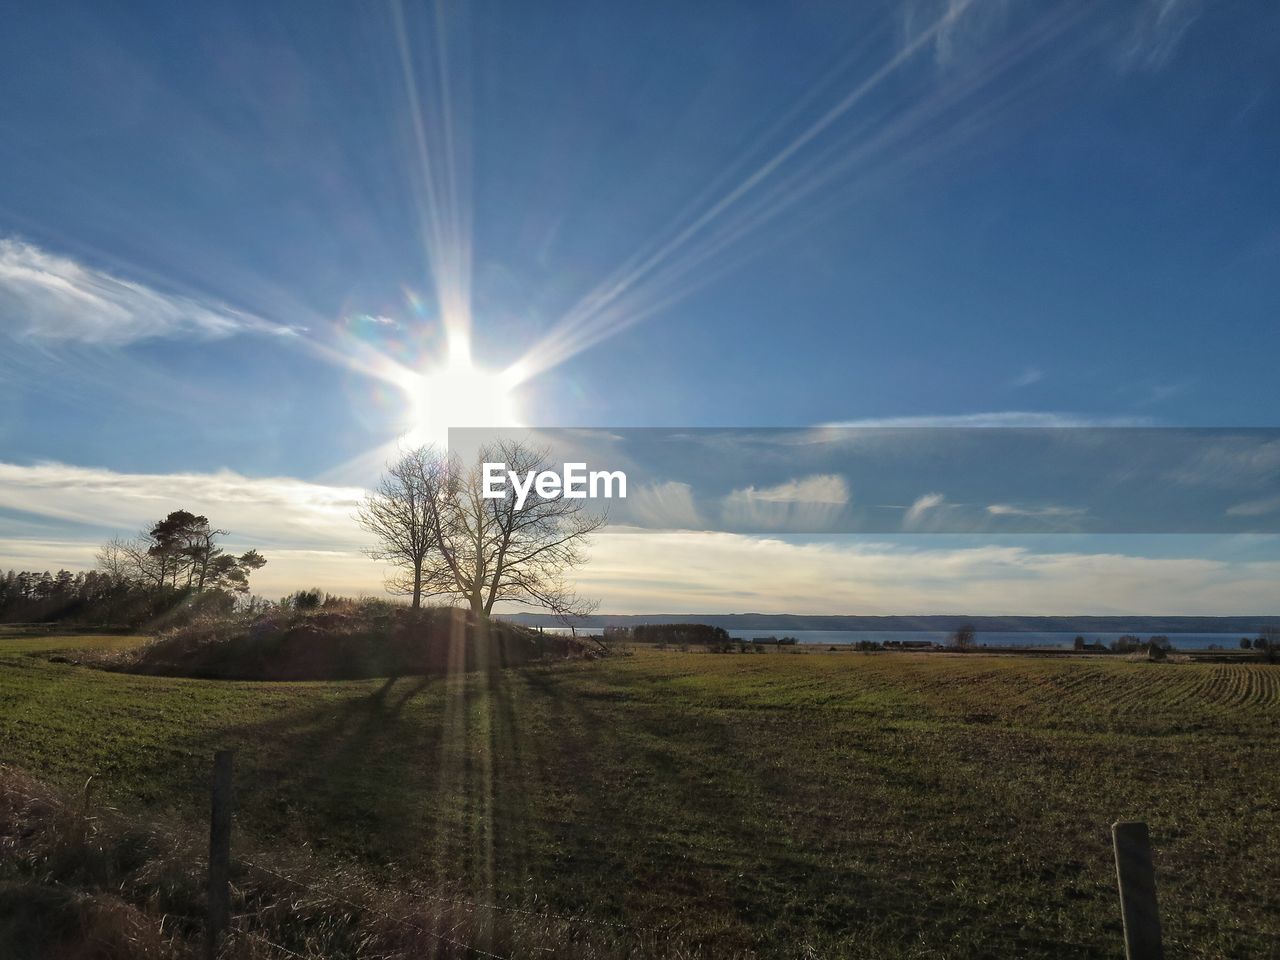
left=1262, top=627, right=1280, bottom=664
left=362, top=442, right=603, bottom=619
left=356, top=446, right=442, bottom=608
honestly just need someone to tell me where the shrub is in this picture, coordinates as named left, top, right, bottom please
left=285, top=588, right=324, bottom=611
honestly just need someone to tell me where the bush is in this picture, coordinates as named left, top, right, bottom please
left=1112, top=634, right=1143, bottom=653
left=285, top=588, right=324, bottom=611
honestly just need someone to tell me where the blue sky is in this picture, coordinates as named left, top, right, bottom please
left=1, top=0, right=1278, bottom=610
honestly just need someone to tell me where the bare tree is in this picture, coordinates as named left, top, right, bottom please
left=362, top=441, right=604, bottom=618
left=95, top=537, right=135, bottom=580
left=96, top=534, right=164, bottom=586
left=952, top=623, right=976, bottom=651
left=356, top=446, right=444, bottom=608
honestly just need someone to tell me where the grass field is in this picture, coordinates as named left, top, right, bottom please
left=2, top=630, right=1278, bottom=958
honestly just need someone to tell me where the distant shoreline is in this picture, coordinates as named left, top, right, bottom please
left=499, top=612, right=1280, bottom=633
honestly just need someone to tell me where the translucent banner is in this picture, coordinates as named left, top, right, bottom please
left=447, top=427, right=1280, bottom=534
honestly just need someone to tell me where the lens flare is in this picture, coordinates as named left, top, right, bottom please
left=406, top=357, right=520, bottom=447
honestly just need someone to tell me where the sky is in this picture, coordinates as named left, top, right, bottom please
left=1, top=0, right=1278, bottom=613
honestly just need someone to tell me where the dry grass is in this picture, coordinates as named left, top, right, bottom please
left=0, top=767, right=704, bottom=959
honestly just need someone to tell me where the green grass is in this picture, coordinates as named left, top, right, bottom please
left=2, top=631, right=1278, bottom=958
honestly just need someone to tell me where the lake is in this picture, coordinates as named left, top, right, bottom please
left=548, top=627, right=1258, bottom=651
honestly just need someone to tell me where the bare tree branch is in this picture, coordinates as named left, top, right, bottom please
left=361, top=441, right=603, bottom=618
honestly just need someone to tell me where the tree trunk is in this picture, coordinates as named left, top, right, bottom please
left=411, top=561, right=422, bottom=609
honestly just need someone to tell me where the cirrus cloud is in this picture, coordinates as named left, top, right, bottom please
left=0, top=238, right=299, bottom=345
left=722, top=474, right=850, bottom=530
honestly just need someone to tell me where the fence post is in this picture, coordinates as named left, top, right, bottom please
left=1112, top=820, right=1164, bottom=960
left=206, top=749, right=234, bottom=960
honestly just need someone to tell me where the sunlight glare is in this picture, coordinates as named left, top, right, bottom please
left=406, top=358, right=520, bottom=448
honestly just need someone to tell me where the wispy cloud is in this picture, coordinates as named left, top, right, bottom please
left=1119, top=0, right=1202, bottom=72
left=1170, top=437, right=1280, bottom=489
left=0, top=461, right=366, bottom=550
left=903, top=492, right=947, bottom=530
left=903, top=0, right=1012, bottom=70
left=1010, top=367, right=1043, bottom=388
left=986, top=503, right=1085, bottom=519
left=1226, top=495, right=1280, bottom=518
left=627, top=481, right=703, bottom=530
left=985, top=503, right=1087, bottom=531
left=823, top=411, right=1152, bottom=429
left=722, top=474, right=850, bottom=530
left=0, top=238, right=299, bottom=345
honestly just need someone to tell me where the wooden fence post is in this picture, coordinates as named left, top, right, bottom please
left=1112, top=820, right=1164, bottom=960
left=206, top=749, right=234, bottom=960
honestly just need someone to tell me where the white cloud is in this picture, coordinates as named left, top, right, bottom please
left=0, top=238, right=298, bottom=345
left=903, top=492, right=946, bottom=530
left=3, top=460, right=1278, bottom=613
left=733, top=474, right=848, bottom=504
left=579, top=531, right=1280, bottom=616
left=0, top=461, right=368, bottom=550
left=986, top=503, right=1085, bottom=519
left=722, top=474, right=849, bottom=530
left=0, top=461, right=380, bottom=597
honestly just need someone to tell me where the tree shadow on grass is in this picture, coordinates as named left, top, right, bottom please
left=131, top=659, right=929, bottom=954
left=204, top=674, right=452, bottom=870
left=509, top=665, right=922, bottom=950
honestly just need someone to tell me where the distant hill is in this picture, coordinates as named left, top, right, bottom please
left=499, top=612, right=1280, bottom=634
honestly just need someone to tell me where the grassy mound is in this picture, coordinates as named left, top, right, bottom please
left=95, top=603, right=590, bottom=681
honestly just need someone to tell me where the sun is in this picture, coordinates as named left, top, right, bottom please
left=405, top=357, right=520, bottom=447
